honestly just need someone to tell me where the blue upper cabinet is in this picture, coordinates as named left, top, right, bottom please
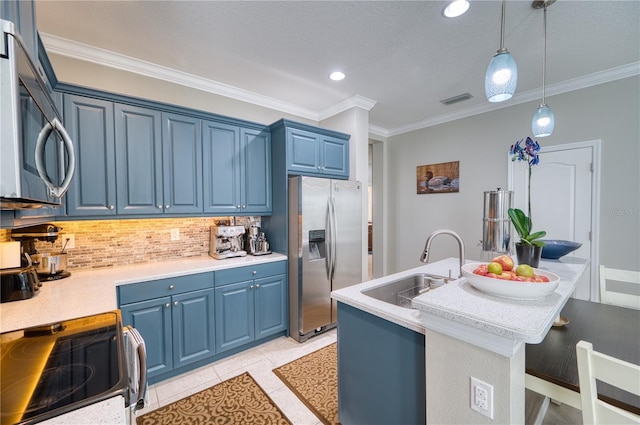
left=115, top=104, right=164, bottom=215
left=114, top=106, right=203, bottom=215
left=162, top=113, right=203, bottom=214
left=64, top=94, right=117, bottom=216
left=203, top=121, right=241, bottom=214
left=272, top=119, right=350, bottom=179
left=203, top=120, right=272, bottom=215
left=241, top=127, right=272, bottom=214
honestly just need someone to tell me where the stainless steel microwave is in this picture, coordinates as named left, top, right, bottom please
left=0, top=19, right=75, bottom=210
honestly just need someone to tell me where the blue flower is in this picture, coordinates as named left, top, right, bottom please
left=510, top=137, right=540, bottom=167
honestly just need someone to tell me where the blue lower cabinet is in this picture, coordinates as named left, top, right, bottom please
left=172, top=289, right=216, bottom=368
left=337, top=302, right=426, bottom=425
left=120, top=297, right=173, bottom=379
left=118, top=273, right=215, bottom=382
left=215, top=280, right=254, bottom=352
left=215, top=265, right=287, bottom=353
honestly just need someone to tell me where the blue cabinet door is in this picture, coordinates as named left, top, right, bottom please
left=115, top=104, right=163, bottom=215
left=320, top=136, right=349, bottom=178
left=64, top=94, right=117, bottom=216
left=121, top=297, right=173, bottom=379
left=254, top=274, right=287, bottom=339
left=162, top=113, right=203, bottom=214
left=172, top=288, right=215, bottom=368
left=241, top=128, right=272, bottom=214
left=286, top=128, right=321, bottom=175
left=215, top=280, right=254, bottom=353
left=284, top=125, right=349, bottom=178
left=202, top=120, right=241, bottom=214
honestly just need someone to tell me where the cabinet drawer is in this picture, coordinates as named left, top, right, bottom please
left=118, top=272, right=213, bottom=305
left=215, top=261, right=287, bottom=286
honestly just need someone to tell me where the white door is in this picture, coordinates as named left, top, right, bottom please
left=508, top=141, right=601, bottom=300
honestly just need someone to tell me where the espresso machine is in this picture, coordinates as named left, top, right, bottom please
left=11, top=224, right=70, bottom=280
left=246, top=224, right=271, bottom=256
left=209, top=225, right=247, bottom=259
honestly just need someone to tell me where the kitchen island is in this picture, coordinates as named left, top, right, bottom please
left=0, top=253, right=286, bottom=333
left=331, top=256, right=589, bottom=425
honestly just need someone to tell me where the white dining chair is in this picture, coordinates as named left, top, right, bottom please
left=576, top=340, right=640, bottom=425
left=599, top=265, right=640, bottom=310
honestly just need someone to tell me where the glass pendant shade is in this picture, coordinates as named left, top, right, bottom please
left=531, top=103, right=555, bottom=137
left=485, top=50, right=518, bottom=102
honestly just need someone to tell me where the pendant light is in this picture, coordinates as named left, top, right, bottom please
left=485, top=0, right=518, bottom=103
left=531, top=0, right=555, bottom=137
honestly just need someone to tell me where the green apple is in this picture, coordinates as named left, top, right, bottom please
left=487, top=262, right=503, bottom=275
left=515, top=264, right=534, bottom=278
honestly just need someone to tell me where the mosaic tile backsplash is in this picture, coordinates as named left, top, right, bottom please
left=0, top=216, right=259, bottom=270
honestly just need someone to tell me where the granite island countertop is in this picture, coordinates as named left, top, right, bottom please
left=0, top=253, right=287, bottom=333
left=331, top=256, right=589, bottom=346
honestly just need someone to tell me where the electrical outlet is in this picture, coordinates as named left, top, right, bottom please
left=470, top=377, right=494, bottom=419
left=64, top=234, right=75, bottom=250
left=171, top=228, right=180, bottom=241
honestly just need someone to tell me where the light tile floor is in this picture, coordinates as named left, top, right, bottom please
left=134, top=329, right=337, bottom=425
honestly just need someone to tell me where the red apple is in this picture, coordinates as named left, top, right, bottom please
left=491, top=255, right=514, bottom=271
left=501, top=270, right=516, bottom=280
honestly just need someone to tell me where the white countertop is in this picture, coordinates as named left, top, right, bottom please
left=331, top=257, right=589, bottom=345
left=0, top=253, right=287, bottom=333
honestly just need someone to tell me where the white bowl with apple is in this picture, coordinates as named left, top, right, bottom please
left=461, top=255, right=560, bottom=300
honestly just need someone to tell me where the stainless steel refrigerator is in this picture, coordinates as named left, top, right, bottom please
left=288, top=176, right=363, bottom=342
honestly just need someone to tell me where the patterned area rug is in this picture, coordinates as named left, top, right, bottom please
left=273, top=343, right=339, bottom=425
left=136, top=372, right=291, bottom=425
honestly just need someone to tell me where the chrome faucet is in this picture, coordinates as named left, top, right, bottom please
left=419, top=229, right=465, bottom=276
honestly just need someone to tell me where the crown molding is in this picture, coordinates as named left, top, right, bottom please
left=40, top=32, right=319, bottom=121
left=41, top=33, right=637, bottom=139
left=318, top=94, right=377, bottom=121
left=384, top=62, right=640, bottom=137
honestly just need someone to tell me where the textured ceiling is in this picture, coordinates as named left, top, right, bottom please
left=36, top=1, right=640, bottom=135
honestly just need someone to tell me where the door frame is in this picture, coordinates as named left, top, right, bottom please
left=507, top=139, right=601, bottom=300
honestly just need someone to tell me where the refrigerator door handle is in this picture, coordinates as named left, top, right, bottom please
left=329, top=196, right=338, bottom=281
left=325, top=198, right=333, bottom=281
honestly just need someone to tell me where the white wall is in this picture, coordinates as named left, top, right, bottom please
left=387, top=76, right=640, bottom=274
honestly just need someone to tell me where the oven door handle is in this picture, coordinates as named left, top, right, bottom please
left=134, top=343, right=147, bottom=410
left=34, top=117, right=76, bottom=199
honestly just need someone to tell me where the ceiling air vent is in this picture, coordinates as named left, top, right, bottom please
left=440, top=92, right=474, bottom=105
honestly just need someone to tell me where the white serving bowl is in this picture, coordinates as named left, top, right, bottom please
left=461, top=262, right=560, bottom=300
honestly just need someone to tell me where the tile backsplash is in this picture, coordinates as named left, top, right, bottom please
left=0, top=216, right=259, bottom=270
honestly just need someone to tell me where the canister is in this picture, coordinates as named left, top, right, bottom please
left=482, top=188, right=513, bottom=254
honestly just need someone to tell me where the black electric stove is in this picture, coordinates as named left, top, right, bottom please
left=0, top=311, right=128, bottom=425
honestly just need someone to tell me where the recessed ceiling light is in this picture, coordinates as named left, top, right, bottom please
left=443, top=0, right=470, bottom=18
left=329, top=71, right=345, bottom=81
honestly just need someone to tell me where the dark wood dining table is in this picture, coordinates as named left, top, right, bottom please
left=525, top=298, right=640, bottom=415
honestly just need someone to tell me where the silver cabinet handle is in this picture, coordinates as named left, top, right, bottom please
left=165, top=303, right=170, bottom=308
left=108, top=205, right=115, bottom=210
left=250, top=285, right=254, bottom=289
left=255, top=284, right=260, bottom=288
left=165, top=205, right=169, bottom=209
left=157, top=205, right=162, bottom=209
left=169, top=285, right=174, bottom=290
left=242, top=205, right=246, bottom=209
left=236, top=205, right=241, bottom=209
left=252, top=270, right=257, bottom=275
left=174, top=301, right=178, bottom=306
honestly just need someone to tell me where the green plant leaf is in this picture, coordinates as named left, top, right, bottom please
left=508, top=208, right=529, bottom=239
left=527, top=230, right=547, bottom=241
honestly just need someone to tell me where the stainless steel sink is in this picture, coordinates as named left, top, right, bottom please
left=361, top=273, right=451, bottom=308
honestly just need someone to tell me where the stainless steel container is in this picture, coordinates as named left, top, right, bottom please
left=31, top=252, right=68, bottom=275
left=482, top=189, right=513, bottom=254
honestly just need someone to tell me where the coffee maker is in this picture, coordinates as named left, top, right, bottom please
left=209, top=225, right=247, bottom=259
left=11, top=224, right=71, bottom=280
left=246, top=225, right=271, bottom=256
